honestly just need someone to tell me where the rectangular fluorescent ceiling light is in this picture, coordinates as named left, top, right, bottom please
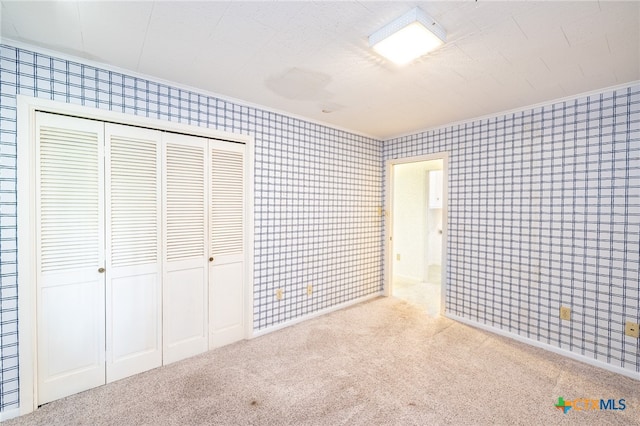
left=369, top=7, right=446, bottom=65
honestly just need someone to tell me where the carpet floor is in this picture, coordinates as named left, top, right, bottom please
left=8, top=297, right=639, bottom=425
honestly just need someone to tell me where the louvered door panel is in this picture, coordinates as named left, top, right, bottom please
left=109, top=133, right=159, bottom=267
left=163, top=133, right=208, bottom=364
left=209, top=140, right=245, bottom=349
left=39, top=129, right=101, bottom=272
left=210, top=148, right=244, bottom=256
left=105, top=124, right=162, bottom=382
left=166, top=144, right=206, bottom=261
left=36, top=112, right=106, bottom=405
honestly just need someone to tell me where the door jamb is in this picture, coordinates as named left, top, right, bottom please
left=384, top=152, right=449, bottom=315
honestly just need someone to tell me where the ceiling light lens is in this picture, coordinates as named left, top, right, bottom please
left=372, top=22, right=444, bottom=65
left=369, top=7, right=446, bottom=66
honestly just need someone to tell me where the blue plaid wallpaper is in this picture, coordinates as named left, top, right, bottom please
left=385, top=84, right=640, bottom=376
left=0, top=44, right=383, bottom=412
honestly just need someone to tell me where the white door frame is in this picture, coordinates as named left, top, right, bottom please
left=384, top=152, right=449, bottom=314
left=17, top=95, right=255, bottom=415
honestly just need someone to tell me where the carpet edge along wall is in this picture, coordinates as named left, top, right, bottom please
left=384, top=83, right=640, bottom=377
left=0, top=44, right=383, bottom=412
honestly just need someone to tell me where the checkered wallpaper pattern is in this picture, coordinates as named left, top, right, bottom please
left=385, top=84, right=640, bottom=375
left=0, top=44, right=383, bottom=412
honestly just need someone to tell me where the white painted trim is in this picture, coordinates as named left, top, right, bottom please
left=16, top=95, right=255, bottom=417
left=384, top=162, right=393, bottom=298
left=250, top=293, right=382, bottom=339
left=16, top=96, right=252, bottom=144
left=17, top=95, right=37, bottom=416
left=383, top=80, right=640, bottom=141
left=384, top=153, right=449, bottom=316
left=0, top=407, right=21, bottom=421
left=2, top=39, right=378, bottom=140
left=244, top=134, right=256, bottom=341
left=446, top=313, right=640, bottom=381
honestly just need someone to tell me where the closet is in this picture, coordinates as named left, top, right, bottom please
left=34, top=112, right=246, bottom=405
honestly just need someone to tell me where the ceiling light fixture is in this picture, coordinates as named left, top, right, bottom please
left=369, top=7, right=446, bottom=66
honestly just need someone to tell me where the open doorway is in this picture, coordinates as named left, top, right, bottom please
left=386, top=154, right=447, bottom=316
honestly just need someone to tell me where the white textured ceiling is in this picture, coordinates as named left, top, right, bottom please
left=1, top=1, right=639, bottom=139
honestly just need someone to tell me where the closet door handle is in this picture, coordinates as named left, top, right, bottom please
left=209, top=257, right=214, bottom=262
left=98, top=267, right=105, bottom=273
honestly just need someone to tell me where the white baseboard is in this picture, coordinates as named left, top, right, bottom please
left=446, top=313, right=640, bottom=381
left=0, top=407, right=21, bottom=421
left=251, top=293, right=382, bottom=338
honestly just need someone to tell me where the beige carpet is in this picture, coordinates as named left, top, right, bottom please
left=8, top=297, right=639, bottom=425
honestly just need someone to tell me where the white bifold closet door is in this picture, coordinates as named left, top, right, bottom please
left=163, top=133, right=209, bottom=364
left=36, top=113, right=106, bottom=405
left=105, top=124, right=162, bottom=382
left=209, top=140, right=245, bottom=348
left=34, top=111, right=246, bottom=404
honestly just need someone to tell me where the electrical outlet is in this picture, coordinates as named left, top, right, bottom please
left=560, top=306, right=571, bottom=321
left=625, top=321, right=639, bottom=338
left=396, top=254, right=401, bottom=261
left=307, top=285, right=313, bottom=296
left=276, top=289, right=283, bottom=300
